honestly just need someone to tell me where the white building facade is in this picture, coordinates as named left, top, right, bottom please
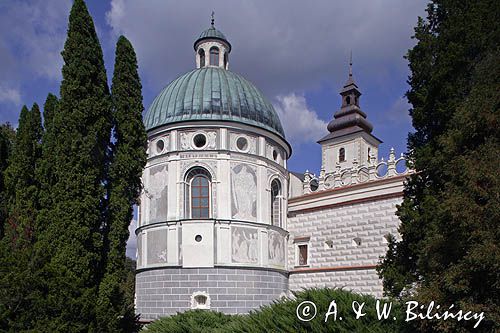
left=135, top=22, right=409, bottom=321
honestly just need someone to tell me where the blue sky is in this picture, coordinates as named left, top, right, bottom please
left=0, top=0, right=428, bottom=256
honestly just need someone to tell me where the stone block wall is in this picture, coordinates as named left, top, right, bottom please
left=290, top=268, right=384, bottom=297
left=287, top=196, right=402, bottom=298
left=136, top=267, right=288, bottom=320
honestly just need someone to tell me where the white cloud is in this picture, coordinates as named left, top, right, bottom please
left=107, top=0, right=125, bottom=25
left=0, top=85, right=21, bottom=105
left=0, top=0, right=70, bottom=83
left=105, top=0, right=427, bottom=96
left=126, top=218, right=137, bottom=259
left=274, top=93, right=327, bottom=144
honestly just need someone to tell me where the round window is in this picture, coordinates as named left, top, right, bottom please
left=193, top=133, right=207, bottom=148
left=310, top=179, right=319, bottom=192
left=156, top=139, right=165, bottom=153
left=236, top=137, right=248, bottom=151
left=195, top=235, right=202, bottom=242
left=272, top=149, right=279, bottom=161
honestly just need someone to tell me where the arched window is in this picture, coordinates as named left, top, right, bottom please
left=210, top=47, right=219, bottom=66
left=198, top=49, right=205, bottom=68
left=185, top=167, right=211, bottom=218
left=339, top=148, right=346, bottom=162
left=367, top=148, right=371, bottom=162
left=345, top=96, right=351, bottom=105
left=271, top=179, right=281, bottom=227
left=223, top=52, right=228, bottom=69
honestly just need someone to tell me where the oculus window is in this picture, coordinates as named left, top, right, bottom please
left=193, top=133, right=207, bottom=149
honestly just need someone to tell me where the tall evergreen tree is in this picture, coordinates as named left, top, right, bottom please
left=0, top=104, right=43, bottom=331
left=0, top=123, right=15, bottom=239
left=97, top=35, right=146, bottom=333
left=3, top=104, right=42, bottom=240
left=42, top=93, right=58, bottom=135
left=378, top=0, right=499, bottom=331
left=33, top=0, right=112, bottom=330
left=36, top=93, right=59, bottom=232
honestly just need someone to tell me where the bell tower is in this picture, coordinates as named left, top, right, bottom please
left=318, top=55, right=382, bottom=174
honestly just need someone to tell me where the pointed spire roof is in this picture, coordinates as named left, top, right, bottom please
left=341, top=52, right=360, bottom=94
left=349, top=51, right=352, bottom=76
left=318, top=55, right=380, bottom=143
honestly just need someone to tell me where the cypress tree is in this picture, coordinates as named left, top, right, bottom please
left=378, top=0, right=499, bottom=331
left=36, top=93, right=59, bottom=229
left=42, top=93, right=58, bottom=135
left=34, top=0, right=112, bottom=330
left=0, top=122, right=15, bottom=330
left=97, top=35, right=146, bottom=333
left=3, top=104, right=42, bottom=240
left=0, top=123, right=15, bottom=239
left=0, top=104, right=43, bottom=331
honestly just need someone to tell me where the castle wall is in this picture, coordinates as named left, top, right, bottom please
left=286, top=176, right=405, bottom=298
left=136, top=267, right=288, bottom=320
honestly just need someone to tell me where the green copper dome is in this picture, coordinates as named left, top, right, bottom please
left=144, top=67, right=285, bottom=138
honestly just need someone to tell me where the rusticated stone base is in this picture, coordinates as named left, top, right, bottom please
left=136, top=267, right=288, bottom=320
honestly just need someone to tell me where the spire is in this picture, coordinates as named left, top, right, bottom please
left=349, top=50, right=353, bottom=78
left=344, top=51, right=356, bottom=88
left=323, top=51, right=373, bottom=136
left=211, top=11, right=215, bottom=27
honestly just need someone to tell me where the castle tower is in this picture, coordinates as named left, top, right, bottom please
left=318, top=55, right=382, bottom=174
left=135, top=18, right=291, bottom=321
left=286, top=57, right=410, bottom=300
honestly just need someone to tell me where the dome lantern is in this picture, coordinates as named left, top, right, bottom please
left=194, top=12, right=231, bottom=70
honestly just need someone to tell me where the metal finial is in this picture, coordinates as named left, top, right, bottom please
left=211, top=11, right=215, bottom=27
left=349, top=50, right=353, bottom=77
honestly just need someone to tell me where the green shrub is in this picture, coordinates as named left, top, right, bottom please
left=142, top=288, right=412, bottom=333
left=220, top=288, right=412, bottom=333
left=142, top=310, right=233, bottom=333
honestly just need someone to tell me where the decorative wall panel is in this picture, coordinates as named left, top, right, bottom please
left=147, top=164, right=168, bottom=222
left=231, top=226, right=258, bottom=264
left=231, top=164, right=257, bottom=221
left=147, top=229, right=168, bottom=265
left=268, top=229, right=285, bottom=267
